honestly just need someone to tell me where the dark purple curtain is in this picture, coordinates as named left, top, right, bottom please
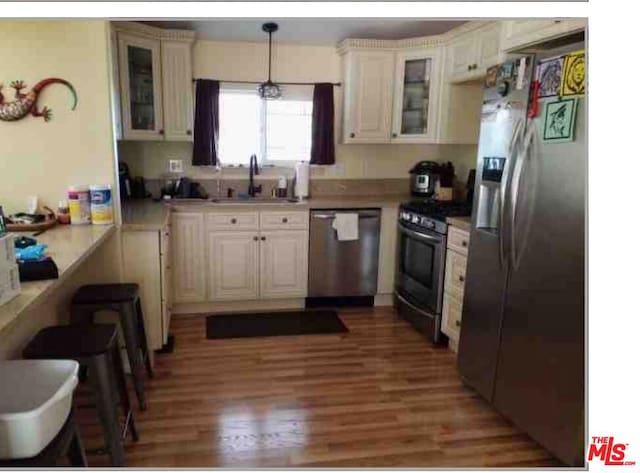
left=310, top=83, right=335, bottom=165
left=192, top=79, right=220, bottom=166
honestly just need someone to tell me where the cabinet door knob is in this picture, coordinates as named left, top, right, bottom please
left=159, top=129, right=165, bottom=135
left=458, top=275, right=465, bottom=282
left=261, top=236, right=266, bottom=241
left=231, top=218, right=237, bottom=224
left=467, top=65, right=471, bottom=71
left=186, top=129, right=192, bottom=136
left=282, top=217, right=288, bottom=223
left=462, top=240, right=468, bottom=247
left=253, top=236, right=258, bottom=241
left=392, top=133, right=397, bottom=138
left=349, top=132, right=355, bottom=138
left=455, top=320, right=461, bottom=327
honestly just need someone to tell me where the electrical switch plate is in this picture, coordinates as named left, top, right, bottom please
left=168, top=159, right=184, bottom=173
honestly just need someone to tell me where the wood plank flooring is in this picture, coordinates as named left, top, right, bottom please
left=78, top=307, right=561, bottom=468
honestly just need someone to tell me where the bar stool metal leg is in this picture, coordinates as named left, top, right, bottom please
left=135, top=298, right=154, bottom=378
left=88, top=354, right=125, bottom=467
left=111, top=343, right=139, bottom=442
left=67, top=422, right=89, bottom=467
left=118, top=302, right=147, bottom=410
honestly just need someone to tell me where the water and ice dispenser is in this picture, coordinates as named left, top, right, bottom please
left=475, top=157, right=506, bottom=232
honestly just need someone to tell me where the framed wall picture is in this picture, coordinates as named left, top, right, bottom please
left=543, top=98, right=578, bottom=143
left=536, top=56, right=563, bottom=98
left=561, top=50, right=586, bottom=97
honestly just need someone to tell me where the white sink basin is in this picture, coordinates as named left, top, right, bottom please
left=0, top=359, right=79, bottom=459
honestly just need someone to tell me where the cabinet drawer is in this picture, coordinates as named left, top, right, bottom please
left=442, top=292, right=463, bottom=341
left=260, top=211, right=309, bottom=230
left=447, top=226, right=470, bottom=255
left=444, top=250, right=468, bottom=300
left=207, top=212, right=259, bottom=231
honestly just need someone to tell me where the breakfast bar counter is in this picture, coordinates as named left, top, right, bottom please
left=0, top=224, right=115, bottom=333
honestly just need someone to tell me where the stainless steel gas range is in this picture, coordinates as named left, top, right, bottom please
left=394, top=200, right=471, bottom=343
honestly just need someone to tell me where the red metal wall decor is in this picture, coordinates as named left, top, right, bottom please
left=0, top=78, right=77, bottom=122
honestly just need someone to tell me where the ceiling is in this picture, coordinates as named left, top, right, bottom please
left=142, top=19, right=467, bottom=45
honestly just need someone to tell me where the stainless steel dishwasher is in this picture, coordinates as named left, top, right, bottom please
left=308, top=209, right=381, bottom=297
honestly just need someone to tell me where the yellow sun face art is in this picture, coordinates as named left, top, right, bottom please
left=561, top=50, right=586, bottom=97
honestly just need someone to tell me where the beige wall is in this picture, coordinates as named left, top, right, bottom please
left=0, top=20, right=118, bottom=215
left=118, top=38, right=478, bottom=183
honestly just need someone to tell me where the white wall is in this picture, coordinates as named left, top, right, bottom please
left=118, top=38, right=477, bottom=182
left=0, top=20, right=118, bottom=214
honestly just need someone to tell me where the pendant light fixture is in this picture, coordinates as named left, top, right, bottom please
left=257, top=22, right=282, bottom=100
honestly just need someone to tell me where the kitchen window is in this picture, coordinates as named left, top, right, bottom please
left=218, top=84, right=312, bottom=167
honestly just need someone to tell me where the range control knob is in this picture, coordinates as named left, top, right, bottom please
left=411, top=215, right=420, bottom=224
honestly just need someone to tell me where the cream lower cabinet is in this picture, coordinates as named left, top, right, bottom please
left=172, top=212, right=206, bottom=303
left=198, top=210, right=309, bottom=302
left=441, top=225, right=470, bottom=352
left=259, top=231, right=308, bottom=299
left=207, top=232, right=259, bottom=301
left=121, top=226, right=172, bottom=351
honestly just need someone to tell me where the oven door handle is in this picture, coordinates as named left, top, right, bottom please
left=394, top=291, right=436, bottom=320
left=398, top=223, right=444, bottom=244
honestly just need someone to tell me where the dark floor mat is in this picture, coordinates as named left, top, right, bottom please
left=206, top=310, right=348, bottom=339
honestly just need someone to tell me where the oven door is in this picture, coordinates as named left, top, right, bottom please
left=395, top=221, right=446, bottom=314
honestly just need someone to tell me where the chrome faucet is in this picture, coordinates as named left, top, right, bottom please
left=248, top=154, right=262, bottom=197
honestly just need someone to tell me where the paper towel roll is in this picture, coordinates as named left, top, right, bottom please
left=294, top=162, right=310, bottom=199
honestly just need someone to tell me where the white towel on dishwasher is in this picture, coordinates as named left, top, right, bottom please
left=332, top=213, right=359, bottom=241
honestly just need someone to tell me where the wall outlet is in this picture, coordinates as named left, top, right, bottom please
left=168, top=159, right=183, bottom=173
left=331, top=163, right=346, bottom=177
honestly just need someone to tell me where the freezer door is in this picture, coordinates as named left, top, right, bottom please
left=492, top=97, right=585, bottom=466
left=457, top=58, right=534, bottom=402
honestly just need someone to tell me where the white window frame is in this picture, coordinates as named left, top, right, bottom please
left=218, top=83, right=312, bottom=168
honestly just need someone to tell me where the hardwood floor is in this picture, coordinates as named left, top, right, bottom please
left=78, top=307, right=561, bottom=467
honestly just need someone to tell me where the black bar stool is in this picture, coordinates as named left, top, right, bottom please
left=70, top=283, right=153, bottom=410
left=23, top=324, right=138, bottom=467
left=0, top=411, right=87, bottom=467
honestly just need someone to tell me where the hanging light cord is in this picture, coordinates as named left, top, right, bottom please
left=267, top=27, right=273, bottom=83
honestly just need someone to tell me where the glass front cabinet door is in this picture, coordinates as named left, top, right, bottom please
left=118, top=33, right=164, bottom=140
left=391, top=48, right=442, bottom=143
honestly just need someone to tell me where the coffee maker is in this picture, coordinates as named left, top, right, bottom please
left=409, top=161, right=441, bottom=198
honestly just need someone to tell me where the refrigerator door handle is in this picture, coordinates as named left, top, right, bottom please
left=499, top=118, right=524, bottom=269
left=509, top=121, right=538, bottom=270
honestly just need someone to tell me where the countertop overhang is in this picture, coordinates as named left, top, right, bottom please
left=0, top=225, right=115, bottom=333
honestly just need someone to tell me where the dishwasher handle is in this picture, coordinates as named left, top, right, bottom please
left=312, top=210, right=381, bottom=220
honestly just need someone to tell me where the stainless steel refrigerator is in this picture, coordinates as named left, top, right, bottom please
left=458, top=42, right=585, bottom=467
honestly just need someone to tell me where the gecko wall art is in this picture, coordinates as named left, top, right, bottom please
left=0, top=78, right=77, bottom=122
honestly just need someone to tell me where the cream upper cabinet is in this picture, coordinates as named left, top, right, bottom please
left=449, top=35, right=479, bottom=78
left=447, top=23, right=502, bottom=83
left=118, top=33, right=164, bottom=140
left=391, top=47, right=442, bottom=143
left=172, top=212, right=206, bottom=303
left=259, top=230, right=309, bottom=299
left=342, top=50, right=395, bottom=143
left=161, top=40, right=194, bottom=141
left=113, top=22, right=195, bottom=142
left=207, top=232, right=260, bottom=301
left=477, top=26, right=501, bottom=71
left=501, top=19, right=586, bottom=52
